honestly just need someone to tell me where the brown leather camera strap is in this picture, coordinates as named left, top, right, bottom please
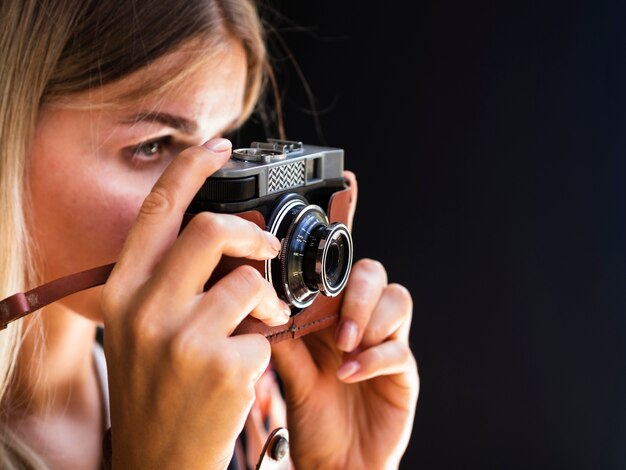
left=0, top=264, right=116, bottom=329
left=0, top=263, right=341, bottom=343
left=0, top=187, right=352, bottom=343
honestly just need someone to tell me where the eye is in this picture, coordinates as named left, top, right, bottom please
left=137, top=140, right=161, bottom=157
left=129, top=136, right=173, bottom=161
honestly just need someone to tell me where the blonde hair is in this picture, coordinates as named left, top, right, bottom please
left=0, top=0, right=270, bottom=467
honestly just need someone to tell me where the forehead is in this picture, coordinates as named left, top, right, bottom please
left=56, top=39, right=248, bottom=129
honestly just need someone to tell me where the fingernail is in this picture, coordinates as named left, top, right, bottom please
left=202, top=138, right=232, bottom=152
left=335, top=320, right=358, bottom=352
left=264, top=231, right=281, bottom=255
left=336, top=360, right=360, bottom=380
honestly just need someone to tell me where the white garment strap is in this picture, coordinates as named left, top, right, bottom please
left=92, top=342, right=111, bottom=430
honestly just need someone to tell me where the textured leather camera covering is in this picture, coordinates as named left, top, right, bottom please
left=225, top=185, right=353, bottom=343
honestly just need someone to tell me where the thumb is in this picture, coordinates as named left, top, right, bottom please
left=271, top=338, right=319, bottom=404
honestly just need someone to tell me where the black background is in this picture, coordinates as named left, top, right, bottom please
left=236, top=1, right=626, bottom=469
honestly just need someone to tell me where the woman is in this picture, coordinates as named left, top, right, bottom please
left=0, top=0, right=419, bottom=468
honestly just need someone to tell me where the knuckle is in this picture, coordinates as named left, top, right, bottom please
left=408, top=348, right=419, bottom=372
left=397, top=342, right=414, bottom=365
left=208, top=350, right=238, bottom=381
left=242, top=337, right=271, bottom=381
left=233, top=334, right=270, bottom=364
left=178, top=144, right=209, bottom=166
left=253, top=223, right=268, bottom=249
left=368, top=345, right=385, bottom=366
left=171, top=330, right=206, bottom=368
left=131, top=309, right=165, bottom=347
left=100, top=283, right=123, bottom=318
left=365, top=321, right=387, bottom=343
left=138, top=186, right=175, bottom=221
left=251, top=334, right=272, bottom=365
left=236, top=221, right=267, bottom=259
left=171, top=333, right=236, bottom=380
left=170, top=330, right=198, bottom=366
left=355, top=258, right=388, bottom=283
left=412, top=354, right=420, bottom=380
left=401, top=345, right=420, bottom=385
left=343, top=293, right=372, bottom=314
left=188, top=212, right=226, bottom=242
left=232, top=265, right=265, bottom=294
left=385, top=283, right=413, bottom=311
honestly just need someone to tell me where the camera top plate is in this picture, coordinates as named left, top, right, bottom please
left=212, top=139, right=344, bottom=198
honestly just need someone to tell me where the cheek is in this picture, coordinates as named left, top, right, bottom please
left=41, top=181, right=146, bottom=274
left=28, top=150, right=153, bottom=279
left=83, top=189, right=146, bottom=255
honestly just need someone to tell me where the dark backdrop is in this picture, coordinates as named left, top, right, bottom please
left=235, top=1, right=626, bottom=469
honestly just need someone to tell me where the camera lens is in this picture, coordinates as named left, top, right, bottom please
left=326, top=241, right=341, bottom=283
left=323, top=232, right=350, bottom=290
left=303, top=223, right=352, bottom=297
left=265, top=194, right=353, bottom=309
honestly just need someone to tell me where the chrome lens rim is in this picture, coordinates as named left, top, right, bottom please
left=315, top=223, right=353, bottom=296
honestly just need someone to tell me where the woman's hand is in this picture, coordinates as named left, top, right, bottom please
left=100, top=138, right=290, bottom=470
left=271, top=173, right=419, bottom=469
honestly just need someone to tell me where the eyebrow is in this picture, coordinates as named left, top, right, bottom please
left=120, top=111, right=198, bottom=134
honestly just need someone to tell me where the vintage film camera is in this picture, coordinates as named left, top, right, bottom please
left=185, top=139, right=355, bottom=340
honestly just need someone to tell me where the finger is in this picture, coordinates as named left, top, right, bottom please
left=196, top=265, right=290, bottom=335
left=172, top=328, right=271, bottom=387
left=151, top=211, right=281, bottom=298
left=360, top=283, right=413, bottom=349
left=270, top=338, right=318, bottom=405
left=343, top=170, right=358, bottom=231
left=336, top=340, right=417, bottom=386
left=334, top=258, right=388, bottom=353
left=112, top=138, right=232, bottom=292
left=248, top=276, right=292, bottom=327
left=227, top=334, right=273, bottom=384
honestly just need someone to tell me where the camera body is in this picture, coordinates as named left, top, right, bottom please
left=184, top=139, right=355, bottom=341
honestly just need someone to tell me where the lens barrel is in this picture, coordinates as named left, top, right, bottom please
left=302, top=223, right=352, bottom=296
left=266, top=195, right=353, bottom=309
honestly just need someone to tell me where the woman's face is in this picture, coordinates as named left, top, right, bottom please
left=28, top=40, right=247, bottom=321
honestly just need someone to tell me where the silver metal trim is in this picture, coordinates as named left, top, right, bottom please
left=264, top=198, right=306, bottom=292
left=232, top=147, right=286, bottom=163
left=279, top=204, right=327, bottom=309
left=255, top=427, right=290, bottom=470
left=315, top=223, right=353, bottom=296
left=253, top=139, right=303, bottom=154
